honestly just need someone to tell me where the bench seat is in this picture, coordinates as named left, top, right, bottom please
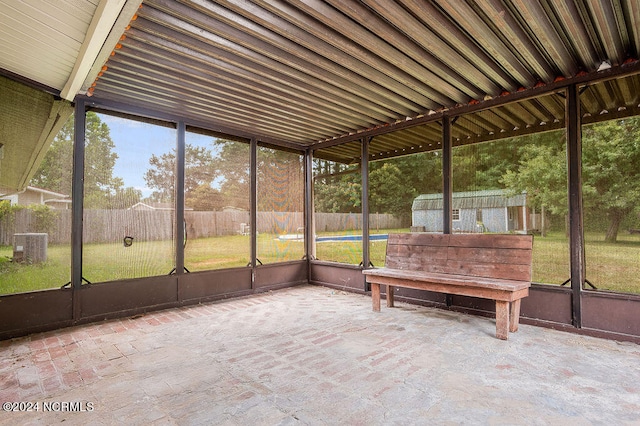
left=363, top=268, right=530, bottom=296
left=363, top=233, right=533, bottom=340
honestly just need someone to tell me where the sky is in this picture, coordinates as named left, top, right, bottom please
left=99, top=114, right=214, bottom=199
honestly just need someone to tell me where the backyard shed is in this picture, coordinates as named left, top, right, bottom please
left=412, top=190, right=531, bottom=234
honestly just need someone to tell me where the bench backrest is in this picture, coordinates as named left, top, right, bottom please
left=385, top=233, right=533, bottom=281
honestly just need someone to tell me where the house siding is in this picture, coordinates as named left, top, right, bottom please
left=412, top=209, right=443, bottom=232
left=412, top=190, right=527, bottom=233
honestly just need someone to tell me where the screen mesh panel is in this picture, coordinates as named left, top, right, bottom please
left=452, top=95, right=570, bottom=286
left=184, top=133, right=250, bottom=271
left=581, top=75, right=640, bottom=294
left=312, top=150, right=362, bottom=265
left=82, top=112, right=176, bottom=282
left=0, top=115, right=74, bottom=294
left=257, top=147, right=304, bottom=264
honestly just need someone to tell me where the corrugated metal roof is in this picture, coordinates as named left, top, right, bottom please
left=1, top=0, right=640, bottom=164
left=85, top=0, right=639, bottom=162
left=413, top=190, right=527, bottom=211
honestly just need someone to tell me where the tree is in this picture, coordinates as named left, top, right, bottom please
left=369, top=151, right=442, bottom=221
left=501, top=131, right=568, bottom=216
left=257, top=148, right=304, bottom=212
left=31, top=112, right=141, bottom=208
left=369, top=163, right=412, bottom=221
left=212, top=140, right=250, bottom=210
left=144, top=143, right=216, bottom=207
left=110, top=186, right=143, bottom=210
left=453, top=139, right=522, bottom=192
left=582, top=117, right=640, bottom=242
left=30, top=127, right=73, bottom=195
left=312, top=159, right=361, bottom=213
left=312, top=151, right=442, bottom=219
left=502, top=119, right=640, bottom=242
left=394, top=151, right=442, bottom=195
left=188, top=185, right=224, bottom=211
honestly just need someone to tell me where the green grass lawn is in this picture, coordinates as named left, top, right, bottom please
left=0, top=233, right=306, bottom=294
left=0, top=245, right=71, bottom=294
left=1, top=230, right=638, bottom=295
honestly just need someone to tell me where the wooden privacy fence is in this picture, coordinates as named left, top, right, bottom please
left=0, top=209, right=71, bottom=245
left=314, top=212, right=403, bottom=232
left=0, top=209, right=401, bottom=245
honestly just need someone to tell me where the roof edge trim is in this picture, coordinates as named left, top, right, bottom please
left=61, top=0, right=132, bottom=101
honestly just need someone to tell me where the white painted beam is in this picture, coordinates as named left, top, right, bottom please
left=60, top=0, right=127, bottom=101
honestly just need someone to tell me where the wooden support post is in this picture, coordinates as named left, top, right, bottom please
left=371, top=283, right=381, bottom=312
left=509, top=299, right=521, bottom=332
left=387, top=285, right=395, bottom=307
left=495, top=300, right=510, bottom=340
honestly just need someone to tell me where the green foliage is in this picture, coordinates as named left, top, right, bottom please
left=213, top=140, right=250, bottom=210
left=144, top=139, right=254, bottom=211
left=313, top=151, right=442, bottom=219
left=145, top=143, right=217, bottom=205
left=0, top=203, right=58, bottom=252
left=313, top=163, right=361, bottom=213
left=30, top=112, right=141, bottom=208
left=28, top=204, right=58, bottom=233
left=0, top=199, right=14, bottom=220
left=144, top=140, right=305, bottom=213
left=582, top=117, right=640, bottom=241
left=500, top=131, right=568, bottom=215
left=144, top=150, right=175, bottom=203
left=369, top=163, right=412, bottom=221
left=501, top=118, right=640, bottom=242
left=453, top=141, right=520, bottom=192
left=311, top=117, right=639, bottom=243
left=369, top=152, right=442, bottom=222
left=188, top=185, right=224, bottom=211
left=257, top=148, right=304, bottom=212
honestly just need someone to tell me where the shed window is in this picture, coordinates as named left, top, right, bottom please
left=452, top=209, right=460, bottom=221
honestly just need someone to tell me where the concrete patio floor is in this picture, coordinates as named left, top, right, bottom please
left=1, top=284, right=639, bottom=425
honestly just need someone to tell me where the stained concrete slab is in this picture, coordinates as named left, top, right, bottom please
left=1, top=285, right=639, bottom=425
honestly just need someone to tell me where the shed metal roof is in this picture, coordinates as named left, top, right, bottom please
left=413, top=189, right=527, bottom=211
left=1, top=0, right=640, bottom=165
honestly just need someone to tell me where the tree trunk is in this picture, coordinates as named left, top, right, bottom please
left=604, top=211, right=625, bottom=243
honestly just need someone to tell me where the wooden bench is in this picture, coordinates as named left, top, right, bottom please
left=362, top=233, right=533, bottom=340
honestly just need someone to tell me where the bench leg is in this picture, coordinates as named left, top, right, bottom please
left=509, top=299, right=522, bottom=333
left=387, top=285, right=395, bottom=307
left=495, top=300, right=509, bottom=340
left=371, top=283, right=381, bottom=312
